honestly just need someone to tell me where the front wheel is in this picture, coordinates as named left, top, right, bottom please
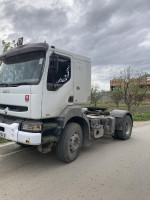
left=115, top=115, right=132, bottom=140
left=56, top=123, right=83, bottom=163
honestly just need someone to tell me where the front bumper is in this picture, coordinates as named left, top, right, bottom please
left=0, top=122, right=41, bottom=145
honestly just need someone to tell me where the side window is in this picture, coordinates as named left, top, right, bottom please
left=47, top=54, right=71, bottom=91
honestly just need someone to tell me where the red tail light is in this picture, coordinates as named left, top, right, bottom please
left=25, top=95, right=29, bottom=102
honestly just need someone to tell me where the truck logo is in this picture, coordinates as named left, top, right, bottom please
left=3, top=90, right=10, bottom=93
left=4, top=107, right=8, bottom=115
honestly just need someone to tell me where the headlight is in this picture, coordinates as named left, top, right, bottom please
left=21, top=122, right=42, bottom=132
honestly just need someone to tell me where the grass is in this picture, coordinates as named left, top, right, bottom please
left=0, top=138, right=8, bottom=144
left=133, top=113, right=150, bottom=121
left=84, top=101, right=150, bottom=121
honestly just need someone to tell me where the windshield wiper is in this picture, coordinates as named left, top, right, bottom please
left=0, top=83, right=18, bottom=87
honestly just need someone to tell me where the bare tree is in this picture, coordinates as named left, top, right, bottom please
left=119, top=67, right=147, bottom=111
left=111, top=87, right=123, bottom=108
left=91, top=85, right=100, bottom=107
left=131, top=82, right=147, bottom=113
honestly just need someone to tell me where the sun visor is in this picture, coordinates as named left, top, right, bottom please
left=0, top=43, right=49, bottom=61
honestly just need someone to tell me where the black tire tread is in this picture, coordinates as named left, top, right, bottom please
left=56, top=122, right=82, bottom=163
left=112, top=131, right=119, bottom=139
left=117, top=115, right=132, bottom=140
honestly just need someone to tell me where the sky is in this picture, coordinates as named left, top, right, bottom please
left=0, top=0, right=150, bottom=90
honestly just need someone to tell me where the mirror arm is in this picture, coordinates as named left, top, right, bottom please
left=49, top=52, right=59, bottom=91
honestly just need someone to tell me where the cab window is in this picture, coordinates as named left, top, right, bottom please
left=47, top=55, right=71, bottom=91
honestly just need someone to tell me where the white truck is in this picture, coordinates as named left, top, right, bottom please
left=0, top=39, right=133, bottom=162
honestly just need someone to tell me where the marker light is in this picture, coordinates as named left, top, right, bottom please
left=25, top=95, right=29, bottom=102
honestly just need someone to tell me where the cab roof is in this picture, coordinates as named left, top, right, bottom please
left=0, top=43, right=49, bottom=61
left=0, top=42, right=90, bottom=63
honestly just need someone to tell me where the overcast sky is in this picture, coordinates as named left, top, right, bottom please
left=0, top=0, right=150, bottom=90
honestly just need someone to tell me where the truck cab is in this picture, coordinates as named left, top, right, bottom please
left=0, top=41, right=133, bottom=163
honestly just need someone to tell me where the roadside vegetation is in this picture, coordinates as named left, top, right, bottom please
left=90, top=67, right=150, bottom=121
left=132, top=113, right=150, bottom=121
left=90, top=91, right=150, bottom=121
left=87, top=101, right=150, bottom=121
left=0, top=138, right=8, bottom=144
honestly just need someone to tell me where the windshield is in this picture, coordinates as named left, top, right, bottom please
left=0, top=51, right=45, bottom=86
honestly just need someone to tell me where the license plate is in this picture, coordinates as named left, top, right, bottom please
left=0, top=132, right=6, bottom=138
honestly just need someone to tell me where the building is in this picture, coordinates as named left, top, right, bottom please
left=110, top=74, right=150, bottom=104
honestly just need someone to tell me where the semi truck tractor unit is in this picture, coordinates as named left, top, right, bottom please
left=0, top=40, right=133, bottom=163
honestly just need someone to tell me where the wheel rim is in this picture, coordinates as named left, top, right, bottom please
left=125, top=119, right=131, bottom=135
left=69, top=133, right=80, bottom=153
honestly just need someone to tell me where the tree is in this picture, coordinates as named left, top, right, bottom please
left=99, top=90, right=105, bottom=102
left=90, top=85, right=106, bottom=107
left=111, top=87, right=123, bottom=108
left=131, top=83, right=147, bottom=112
left=2, top=40, right=16, bottom=53
left=0, top=40, right=16, bottom=66
left=118, top=67, right=147, bottom=111
left=91, top=85, right=100, bottom=107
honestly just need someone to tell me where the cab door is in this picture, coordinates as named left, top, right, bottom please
left=42, top=52, right=74, bottom=118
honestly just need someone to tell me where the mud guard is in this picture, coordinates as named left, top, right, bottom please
left=110, top=110, right=133, bottom=131
left=56, top=105, right=91, bottom=147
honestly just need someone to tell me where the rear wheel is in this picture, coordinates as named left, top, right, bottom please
left=56, top=123, right=83, bottom=163
left=115, top=115, right=132, bottom=140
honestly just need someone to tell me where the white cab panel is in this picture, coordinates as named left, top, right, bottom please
left=0, top=86, right=31, bottom=118
left=30, top=94, right=42, bottom=119
left=42, top=80, right=73, bottom=118
left=73, top=59, right=91, bottom=104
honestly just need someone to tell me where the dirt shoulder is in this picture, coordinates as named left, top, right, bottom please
left=133, top=121, right=150, bottom=128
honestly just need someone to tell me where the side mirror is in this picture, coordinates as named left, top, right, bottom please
left=49, top=52, right=58, bottom=72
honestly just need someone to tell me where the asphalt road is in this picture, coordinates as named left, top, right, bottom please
left=0, top=122, right=150, bottom=200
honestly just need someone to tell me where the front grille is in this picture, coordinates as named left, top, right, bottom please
left=0, top=104, right=28, bottom=112
left=0, top=114, right=23, bottom=124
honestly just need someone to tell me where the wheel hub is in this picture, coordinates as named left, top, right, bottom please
left=69, top=133, right=80, bottom=153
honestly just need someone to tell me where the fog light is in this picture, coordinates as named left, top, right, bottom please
left=21, top=122, right=42, bottom=132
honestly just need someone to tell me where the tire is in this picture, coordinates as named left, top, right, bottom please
left=112, top=131, right=119, bottom=139
left=116, top=115, right=132, bottom=140
left=56, top=123, right=83, bottom=163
